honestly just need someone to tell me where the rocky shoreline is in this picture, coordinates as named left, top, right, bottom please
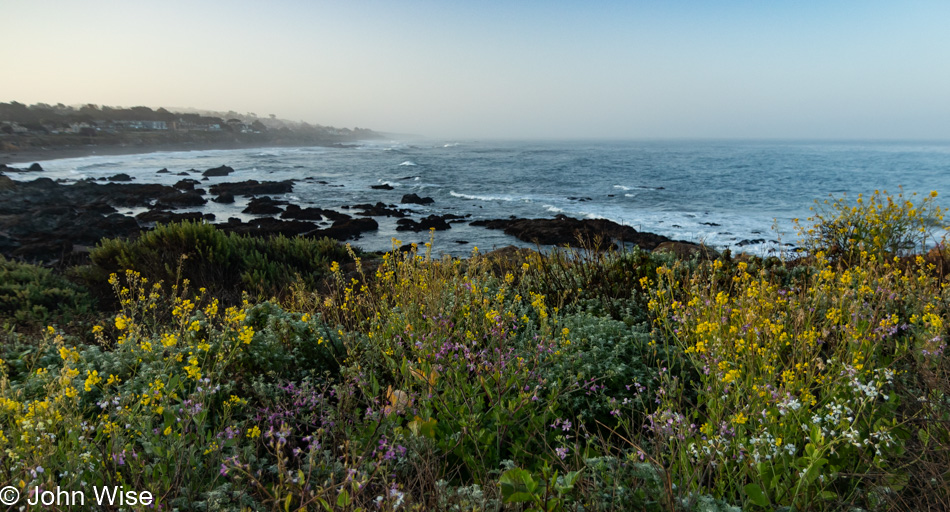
left=0, top=162, right=716, bottom=264
left=0, top=139, right=365, bottom=167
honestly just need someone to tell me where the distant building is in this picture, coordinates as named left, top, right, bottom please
left=114, top=120, right=167, bottom=131
left=67, top=122, right=95, bottom=134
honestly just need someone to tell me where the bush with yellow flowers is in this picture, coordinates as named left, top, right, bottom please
left=795, top=188, right=945, bottom=264
left=639, top=192, right=950, bottom=510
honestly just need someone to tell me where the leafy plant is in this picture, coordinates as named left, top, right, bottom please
left=795, top=188, right=946, bottom=264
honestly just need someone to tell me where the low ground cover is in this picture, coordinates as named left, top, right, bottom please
left=0, top=191, right=947, bottom=511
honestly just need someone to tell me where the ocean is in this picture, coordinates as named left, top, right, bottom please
left=11, top=139, right=950, bottom=256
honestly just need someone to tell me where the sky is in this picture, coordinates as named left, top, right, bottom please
left=4, top=0, right=950, bottom=139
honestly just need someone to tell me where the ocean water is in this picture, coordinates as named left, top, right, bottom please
left=11, top=139, right=950, bottom=256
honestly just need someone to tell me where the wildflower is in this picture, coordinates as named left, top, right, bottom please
left=247, top=426, right=261, bottom=439
left=115, top=315, right=130, bottom=330
left=237, top=325, right=254, bottom=345
left=161, top=333, right=177, bottom=347
left=83, top=370, right=102, bottom=392
left=59, top=346, right=80, bottom=363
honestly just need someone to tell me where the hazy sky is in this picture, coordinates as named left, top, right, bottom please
left=5, top=0, right=950, bottom=139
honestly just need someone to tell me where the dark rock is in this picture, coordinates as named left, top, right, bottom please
left=396, top=215, right=452, bottom=232
left=92, top=182, right=181, bottom=207
left=350, top=202, right=407, bottom=217
left=156, top=168, right=171, bottom=174
left=177, top=172, right=190, bottom=176
left=280, top=204, right=350, bottom=222
left=307, top=217, right=378, bottom=240
left=736, top=239, right=766, bottom=247
left=699, top=222, right=721, bottom=227
left=0, top=178, right=169, bottom=261
left=136, top=210, right=207, bottom=224
left=217, top=217, right=316, bottom=237
left=0, top=233, right=20, bottom=252
left=0, top=175, right=15, bottom=190
left=242, top=197, right=286, bottom=215
left=28, top=163, right=43, bottom=172
left=156, top=191, right=207, bottom=208
left=213, top=192, right=235, bottom=204
left=371, top=184, right=394, bottom=190
left=12, top=239, right=72, bottom=261
left=401, top=193, right=434, bottom=205
left=80, top=202, right=117, bottom=215
left=203, top=165, right=235, bottom=177
left=209, top=180, right=294, bottom=197
left=173, top=179, right=201, bottom=191
left=471, top=214, right=671, bottom=249
left=107, top=173, right=133, bottom=182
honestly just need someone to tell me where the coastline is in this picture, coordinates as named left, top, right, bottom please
left=0, top=140, right=361, bottom=166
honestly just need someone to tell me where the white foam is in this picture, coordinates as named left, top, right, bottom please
left=543, top=204, right=564, bottom=213
left=399, top=161, right=417, bottom=166
left=450, top=190, right=524, bottom=202
left=616, top=184, right=663, bottom=191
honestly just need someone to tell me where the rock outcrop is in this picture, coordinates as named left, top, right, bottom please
left=471, top=214, right=671, bottom=249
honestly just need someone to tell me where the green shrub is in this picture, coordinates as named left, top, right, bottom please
left=543, top=313, right=663, bottom=423
left=86, top=221, right=352, bottom=302
left=241, top=301, right=343, bottom=382
left=0, top=256, right=95, bottom=331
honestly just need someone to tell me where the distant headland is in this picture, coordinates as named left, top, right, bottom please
left=0, top=101, right=383, bottom=164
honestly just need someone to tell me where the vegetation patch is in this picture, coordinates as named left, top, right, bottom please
left=0, top=192, right=947, bottom=510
